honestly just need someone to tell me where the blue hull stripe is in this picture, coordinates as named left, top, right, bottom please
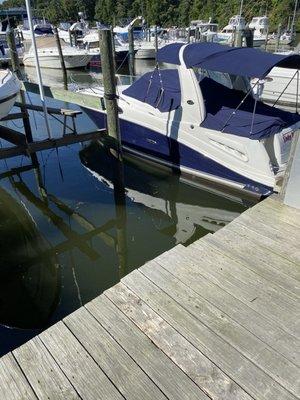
left=83, top=107, right=273, bottom=196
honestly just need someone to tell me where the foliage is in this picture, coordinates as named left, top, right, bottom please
left=0, top=0, right=299, bottom=31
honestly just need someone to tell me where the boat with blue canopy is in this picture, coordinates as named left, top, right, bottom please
left=79, top=42, right=300, bottom=198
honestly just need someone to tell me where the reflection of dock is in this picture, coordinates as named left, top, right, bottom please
left=1, top=196, right=299, bottom=400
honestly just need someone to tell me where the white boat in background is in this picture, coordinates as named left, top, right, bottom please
left=217, top=15, right=245, bottom=45
left=259, top=67, right=300, bottom=107
left=248, top=16, right=268, bottom=47
left=190, top=19, right=219, bottom=42
left=23, top=36, right=93, bottom=69
left=19, top=18, right=53, bottom=40
left=0, top=70, right=20, bottom=120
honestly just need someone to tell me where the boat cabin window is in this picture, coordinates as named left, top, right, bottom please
left=194, top=68, right=251, bottom=94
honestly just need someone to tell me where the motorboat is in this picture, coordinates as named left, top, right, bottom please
left=0, top=69, right=20, bottom=120
left=190, top=19, right=219, bottom=42
left=82, top=31, right=129, bottom=64
left=76, top=42, right=300, bottom=198
left=23, top=36, right=93, bottom=69
left=217, top=15, right=245, bottom=45
left=19, top=18, right=53, bottom=40
left=258, top=67, right=300, bottom=107
left=248, top=16, right=269, bottom=47
left=114, top=16, right=145, bottom=41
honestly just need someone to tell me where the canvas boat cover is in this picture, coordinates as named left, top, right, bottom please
left=199, top=77, right=300, bottom=139
left=123, top=68, right=300, bottom=139
left=123, top=69, right=181, bottom=112
left=157, top=42, right=300, bottom=78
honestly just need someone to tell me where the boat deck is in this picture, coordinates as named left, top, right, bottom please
left=1, top=196, right=299, bottom=400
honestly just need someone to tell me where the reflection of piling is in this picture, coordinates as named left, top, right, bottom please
left=53, top=27, right=68, bottom=90
left=6, top=29, right=37, bottom=165
left=99, top=28, right=127, bottom=277
left=128, top=26, right=135, bottom=78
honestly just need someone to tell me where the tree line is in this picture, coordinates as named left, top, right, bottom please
left=0, top=0, right=299, bottom=31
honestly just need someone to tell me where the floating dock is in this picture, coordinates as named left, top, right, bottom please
left=0, top=195, right=299, bottom=400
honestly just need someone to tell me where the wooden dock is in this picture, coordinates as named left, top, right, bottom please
left=1, top=195, right=299, bottom=400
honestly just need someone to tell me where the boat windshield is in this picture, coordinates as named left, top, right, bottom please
left=194, top=68, right=251, bottom=93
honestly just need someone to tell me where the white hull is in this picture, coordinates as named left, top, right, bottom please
left=23, top=53, right=92, bottom=69
left=135, top=47, right=156, bottom=59
left=0, top=70, right=20, bottom=120
left=261, top=67, right=300, bottom=106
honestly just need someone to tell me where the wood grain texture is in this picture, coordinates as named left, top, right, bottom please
left=122, top=269, right=297, bottom=400
left=64, top=306, right=167, bottom=400
left=155, top=244, right=300, bottom=367
left=13, top=336, right=80, bottom=400
left=105, top=282, right=253, bottom=400
left=0, top=353, right=37, bottom=400
left=39, top=321, right=123, bottom=400
left=86, top=294, right=209, bottom=400
left=139, top=261, right=300, bottom=398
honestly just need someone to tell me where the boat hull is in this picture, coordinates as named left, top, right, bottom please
left=83, top=106, right=273, bottom=198
left=135, top=47, right=156, bottom=59
left=0, top=71, right=20, bottom=120
left=23, top=54, right=92, bottom=69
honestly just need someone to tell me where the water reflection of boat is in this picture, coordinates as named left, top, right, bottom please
left=0, top=187, right=60, bottom=330
left=80, top=142, right=248, bottom=245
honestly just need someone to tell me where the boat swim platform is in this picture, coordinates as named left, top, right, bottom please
left=1, top=196, right=299, bottom=400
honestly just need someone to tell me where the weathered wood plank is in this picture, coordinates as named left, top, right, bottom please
left=64, top=306, right=167, bottom=400
left=13, top=336, right=80, bottom=400
left=186, top=241, right=300, bottom=327
left=86, top=295, right=209, bottom=400
left=105, top=282, right=253, bottom=400
left=155, top=244, right=300, bottom=367
left=0, top=353, right=37, bottom=400
left=242, top=203, right=300, bottom=242
left=205, top=229, right=300, bottom=297
left=122, top=269, right=297, bottom=400
left=226, top=218, right=300, bottom=266
left=139, top=261, right=300, bottom=397
left=39, top=321, right=123, bottom=400
left=186, top=239, right=300, bottom=337
left=197, top=231, right=300, bottom=304
left=261, top=198, right=300, bottom=228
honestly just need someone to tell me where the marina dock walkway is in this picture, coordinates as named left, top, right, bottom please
left=1, top=196, right=299, bottom=400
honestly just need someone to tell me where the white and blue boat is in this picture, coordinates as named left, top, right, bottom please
left=79, top=42, right=300, bottom=198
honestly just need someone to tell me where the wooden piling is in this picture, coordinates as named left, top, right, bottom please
left=154, top=25, right=159, bottom=60
left=234, top=30, right=242, bottom=47
left=6, top=28, right=36, bottom=164
left=68, top=29, right=73, bottom=47
left=53, top=27, right=68, bottom=90
left=128, top=26, right=135, bottom=78
left=275, top=23, right=282, bottom=52
left=187, top=27, right=191, bottom=43
left=99, top=28, right=127, bottom=277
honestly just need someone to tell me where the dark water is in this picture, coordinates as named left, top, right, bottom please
left=0, top=63, right=253, bottom=356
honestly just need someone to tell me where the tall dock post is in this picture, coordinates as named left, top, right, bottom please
left=99, top=28, right=127, bottom=277
left=154, top=25, right=158, bottom=61
left=275, top=23, right=281, bottom=51
left=128, top=26, right=135, bottom=79
left=6, top=28, right=37, bottom=164
left=234, top=29, right=242, bottom=47
left=53, top=27, right=68, bottom=90
left=68, top=29, right=73, bottom=46
left=187, top=27, right=191, bottom=43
